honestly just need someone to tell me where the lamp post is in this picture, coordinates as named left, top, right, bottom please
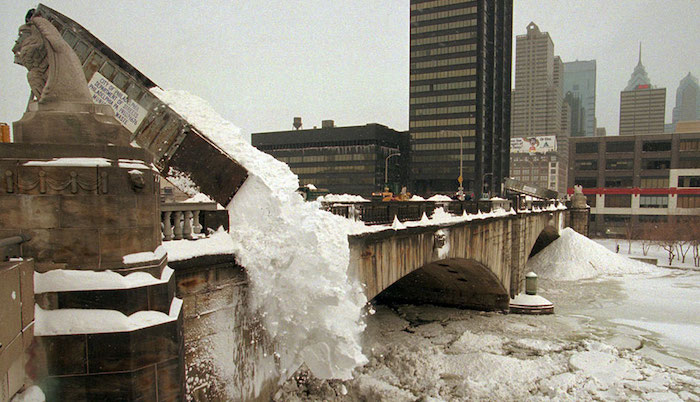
left=482, top=172, right=493, bottom=199
left=440, top=130, right=464, bottom=199
left=385, top=152, right=400, bottom=190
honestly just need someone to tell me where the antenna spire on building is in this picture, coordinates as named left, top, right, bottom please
left=638, top=42, right=642, bottom=65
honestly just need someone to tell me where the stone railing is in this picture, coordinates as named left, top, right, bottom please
left=322, top=198, right=522, bottom=225
left=161, top=202, right=229, bottom=241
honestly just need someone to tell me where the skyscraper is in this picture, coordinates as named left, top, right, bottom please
left=672, top=72, right=700, bottom=125
left=563, top=60, right=597, bottom=137
left=509, top=22, right=569, bottom=195
left=511, top=22, right=563, bottom=138
left=619, top=45, right=666, bottom=136
left=409, top=0, right=512, bottom=197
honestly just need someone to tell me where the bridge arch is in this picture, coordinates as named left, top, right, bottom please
left=374, top=257, right=510, bottom=311
left=528, top=224, right=561, bottom=258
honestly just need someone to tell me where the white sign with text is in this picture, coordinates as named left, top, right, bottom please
left=88, top=72, right=147, bottom=134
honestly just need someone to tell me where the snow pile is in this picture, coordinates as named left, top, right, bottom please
left=526, top=228, right=653, bottom=281
left=427, top=194, right=452, bottom=201
left=10, top=386, right=45, bottom=402
left=316, top=193, right=369, bottom=202
left=35, top=266, right=173, bottom=293
left=154, top=89, right=368, bottom=383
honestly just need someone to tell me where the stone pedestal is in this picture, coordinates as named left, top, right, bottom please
left=0, top=101, right=184, bottom=400
left=569, top=207, right=590, bottom=237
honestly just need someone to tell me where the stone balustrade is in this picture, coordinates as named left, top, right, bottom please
left=161, top=202, right=229, bottom=241
left=322, top=198, right=529, bottom=225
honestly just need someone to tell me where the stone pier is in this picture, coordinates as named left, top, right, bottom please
left=0, top=13, right=183, bottom=400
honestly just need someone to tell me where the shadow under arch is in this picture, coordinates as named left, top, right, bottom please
left=528, top=224, right=560, bottom=259
left=373, top=257, right=510, bottom=311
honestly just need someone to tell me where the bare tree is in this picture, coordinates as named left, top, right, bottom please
left=623, top=219, right=637, bottom=254
left=639, top=222, right=656, bottom=256
left=678, top=240, right=692, bottom=264
left=691, top=222, right=700, bottom=268
left=655, top=223, right=679, bottom=266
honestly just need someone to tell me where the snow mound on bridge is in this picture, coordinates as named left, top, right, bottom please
left=526, top=228, right=653, bottom=281
left=153, top=89, right=368, bottom=384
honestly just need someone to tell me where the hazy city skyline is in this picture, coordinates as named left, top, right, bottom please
left=0, top=1, right=698, bottom=138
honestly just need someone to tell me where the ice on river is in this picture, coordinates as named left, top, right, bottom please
left=274, top=228, right=699, bottom=401
left=275, top=303, right=699, bottom=401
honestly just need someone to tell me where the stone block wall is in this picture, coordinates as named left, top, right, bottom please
left=0, top=259, right=34, bottom=401
left=170, top=254, right=280, bottom=401
left=0, top=143, right=160, bottom=271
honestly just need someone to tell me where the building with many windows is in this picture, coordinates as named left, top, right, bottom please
left=511, top=22, right=563, bottom=138
left=251, top=123, right=409, bottom=197
left=619, top=47, right=666, bottom=136
left=509, top=22, right=569, bottom=195
left=409, top=0, right=512, bottom=197
left=672, top=72, right=700, bottom=128
left=563, top=60, right=596, bottom=137
left=567, top=131, right=700, bottom=236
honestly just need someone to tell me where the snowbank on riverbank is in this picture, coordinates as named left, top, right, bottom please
left=154, top=89, right=368, bottom=387
left=526, top=228, right=653, bottom=281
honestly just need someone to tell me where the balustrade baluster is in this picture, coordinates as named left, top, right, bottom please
left=183, top=210, right=194, bottom=240
left=173, top=211, right=184, bottom=240
left=162, top=211, right=173, bottom=241
left=193, top=211, right=202, bottom=235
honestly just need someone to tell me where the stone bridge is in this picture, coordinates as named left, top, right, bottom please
left=348, top=208, right=568, bottom=311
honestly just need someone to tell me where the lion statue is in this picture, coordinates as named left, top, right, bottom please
left=12, top=9, right=93, bottom=107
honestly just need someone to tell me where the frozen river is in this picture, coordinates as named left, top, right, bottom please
left=543, top=268, right=699, bottom=371
left=276, top=268, right=699, bottom=401
left=275, top=232, right=700, bottom=401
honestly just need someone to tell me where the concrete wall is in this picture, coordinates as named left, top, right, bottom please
left=171, top=255, right=281, bottom=401
left=349, top=210, right=565, bottom=310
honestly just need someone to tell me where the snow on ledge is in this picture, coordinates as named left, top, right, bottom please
left=118, top=158, right=151, bottom=170
left=23, top=157, right=112, bottom=167
left=317, top=193, right=369, bottom=202
left=35, top=266, right=173, bottom=294
left=34, top=297, right=182, bottom=336
left=161, top=229, right=235, bottom=261
left=123, top=245, right=167, bottom=264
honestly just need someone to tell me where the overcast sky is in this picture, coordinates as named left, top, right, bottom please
left=1, top=1, right=698, bottom=138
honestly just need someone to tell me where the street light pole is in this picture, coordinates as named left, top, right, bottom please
left=482, top=172, right=493, bottom=199
left=385, top=152, right=400, bottom=190
left=440, top=130, right=464, bottom=199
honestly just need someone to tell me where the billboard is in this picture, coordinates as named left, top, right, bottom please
left=510, top=135, right=557, bottom=154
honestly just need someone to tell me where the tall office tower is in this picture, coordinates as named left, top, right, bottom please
left=509, top=22, right=568, bottom=195
left=619, top=45, right=666, bottom=135
left=563, top=60, right=597, bottom=137
left=672, top=72, right=700, bottom=125
left=409, top=0, right=512, bottom=197
left=511, top=22, right=563, bottom=138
